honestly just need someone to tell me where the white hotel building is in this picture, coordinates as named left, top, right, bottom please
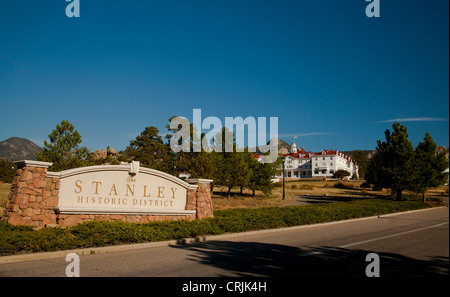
left=256, top=142, right=359, bottom=179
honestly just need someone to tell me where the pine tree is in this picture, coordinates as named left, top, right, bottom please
left=165, top=116, right=197, bottom=175
left=352, top=150, right=369, bottom=178
left=188, top=150, right=220, bottom=181
left=36, top=120, right=89, bottom=171
left=387, top=123, right=416, bottom=200
left=219, top=151, right=252, bottom=198
left=247, top=156, right=277, bottom=197
left=125, top=126, right=171, bottom=173
left=0, top=160, right=15, bottom=183
left=413, top=133, right=449, bottom=202
left=212, top=128, right=252, bottom=197
left=365, top=122, right=415, bottom=200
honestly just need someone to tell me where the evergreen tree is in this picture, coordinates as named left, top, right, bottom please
left=365, top=122, right=415, bottom=200
left=247, top=154, right=277, bottom=197
left=352, top=150, right=369, bottom=178
left=0, top=160, right=15, bottom=183
left=238, top=149, right=258, bottom=195
left=365, top=149, right=387, bottom=191
left=165, top=116, right=201, bottom=176
left=213, top=128, right=252, bottom=197
left=125, top=126, right=171, bottom=173
left=386, top=123, right=415, bottom=200
left=188, top=150, right=220, bottom=185
left=217, top=151, right=251, bottom=198
left=36, top=120, right=89, bottom=171
left=413, top=133, right=449, bottom=202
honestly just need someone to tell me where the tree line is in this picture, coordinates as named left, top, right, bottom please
left=35, top=120, right=278, bottom=197
left=24, top=120, right=450, bottom=202
left=365, top=122, right=448, bottom=201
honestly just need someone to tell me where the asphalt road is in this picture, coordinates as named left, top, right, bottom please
left=0, top=207, right=448, bottom=277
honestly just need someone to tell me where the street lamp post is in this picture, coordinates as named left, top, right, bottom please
left=172, top=152, right=177, bottom=177
left=282, top=156, right=286, bottom=200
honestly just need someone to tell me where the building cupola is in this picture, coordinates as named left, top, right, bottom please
left=291, top=142, right=297, bottom=153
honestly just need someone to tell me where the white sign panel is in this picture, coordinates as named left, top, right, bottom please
left=50, top=162, right=196, bottom=215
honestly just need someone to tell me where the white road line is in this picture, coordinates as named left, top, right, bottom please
left=299, top=221, right=449, bottom=257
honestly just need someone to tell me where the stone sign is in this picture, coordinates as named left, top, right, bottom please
left=1, top=160, right=214, bottom=227
left=53, top=162, right=196, bottom=216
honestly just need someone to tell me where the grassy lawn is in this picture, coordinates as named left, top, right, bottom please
left=212, top=180, right=449, bottom=210
left=0, top=198, right=435, bottom=256
left=0, top=179, right=447, bottom=256
left=1, top=180, right=448, bottom=212
left=0, top=183, right=11, bottom=214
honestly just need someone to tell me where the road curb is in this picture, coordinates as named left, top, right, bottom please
left=0, top=206, right=447, bottom=264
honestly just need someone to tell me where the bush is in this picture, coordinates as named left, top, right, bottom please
left=333, top=181, right=353, bottom=189
left=0, top=160, right=15, bottom=183
left=0, top=199, right=431, bottom=256
left=360, top=181, right=372, bottom=188
left=299, top=184, right=315, bottom=190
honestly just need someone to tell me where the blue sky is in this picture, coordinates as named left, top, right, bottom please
left=0, top=0, right=448, bottom=153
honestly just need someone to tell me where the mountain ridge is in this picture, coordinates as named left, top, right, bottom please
left=0, top=137, right=447, bottom=162
left=0, top=137, right=42, bottom=161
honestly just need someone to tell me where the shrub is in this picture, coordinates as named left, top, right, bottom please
left=333, top=181, right=353, bottom=189
left=0, top=199, right=431, bottom=256
left=273, top=182, right=283, bottom=188
left=360, top=181, right=371, bottom=188
left=299, top=184, right=315, bottom=190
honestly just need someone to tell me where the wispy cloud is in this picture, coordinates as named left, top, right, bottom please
left=376, top=117, right=449, bottom=123
left=278, top=132, right=333, bottom=138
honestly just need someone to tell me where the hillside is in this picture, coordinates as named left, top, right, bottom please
left=343, top=147, right=449, bottom=161
left=341, top=150, right=376, bottom=159
left=252, top=137, right=291, bottom=155
left=0, top=137, right=42, bottom=161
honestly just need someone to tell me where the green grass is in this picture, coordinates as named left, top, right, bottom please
left=0, top=183, right=11, bottom=209
left=0, top=198, right=432, bottom=256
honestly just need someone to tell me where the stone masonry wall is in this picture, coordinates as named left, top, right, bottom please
left=194, top=182, right=214, bottom=219
left=2, top=162, right=59, bottom=228
left=1, top=161, right=214, bottom=227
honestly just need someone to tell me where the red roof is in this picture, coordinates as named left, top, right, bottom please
left=311, top=150, right=338, bottom=156
left=253, top=148, right=354, bottom=162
